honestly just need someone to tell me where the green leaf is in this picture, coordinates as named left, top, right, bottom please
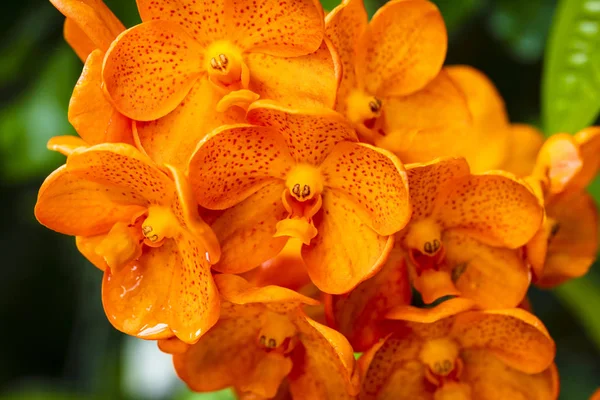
left=543, top=0, right=600, bottom=134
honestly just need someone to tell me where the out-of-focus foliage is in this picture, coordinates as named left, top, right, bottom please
left=543, top=0, right=600, bottom=134
left=0, top=0, right=599, bottom=400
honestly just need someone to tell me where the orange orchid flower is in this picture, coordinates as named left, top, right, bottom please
left=35, top=143, right=221, bottom=343
left=159, top=274, right=360, bottom=399
left=398, top=157, right=542, bottom=308
left=591, top=388, right=600, bottom=400
left=326, top=246, right=412, bottom=351
left=326, top=0, right=472, bottom=163
left=359, top=298, right=558, bottom=399
left=102, top=0, right=340, bottom=169
left=525, top=128, right=600, bottom=286
left=445, top=65, right=511, bottom=173
left=188, top=101, right=411, bottom=294
left=444, top=66, right=546, bottom=175
left=502, top=124, right=545, bottom=177
left=244, top=239, right=313, bottom=292
left=48, top=0, right=132, bottom=155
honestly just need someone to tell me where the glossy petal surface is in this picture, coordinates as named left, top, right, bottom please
left=102, top=242, right=175, bottom=340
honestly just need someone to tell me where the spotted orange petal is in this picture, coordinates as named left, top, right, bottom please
left=50, top=0, right=124, bottom=57
left=135, top=0, right=225, bottom=47
left=434, top=171, right=543, bottom=248
left=189, top=124, right=293, bottom=210
left=536, top=190, right=599, bottom=287
left=135, top=78, right=245, bottom=171
left=246, top=101, right=357, bottom=165
left=320, top=142, right=411, bottom=235
left=210, top=182, right=289, bottom=274
left=290, top=317, right=360, bottom=399
left=167, top=165, right=221, bottom=264
left=375, top=69, right=472, bottom=164
left=355, top=0, right=446, bottom=98
left=225, top=0, right=324, bottom=56
left=406, top=157, right=470, bottom=219
left=442, top=230, right=530, bottom=309
left=171, top=303, right=272, bottom=393
left=325, top=0, right=368, bottom=116
left=359, top=332, right=431, bottom=400
left=103, top=20, right=204, bottom=121
left=453, top=308, right=555, bottom=374
left=168, top=231, right=220, bottom=344
left=461, top=349, right=559, bottom=400
left=65, top=143, right=176, bottom=205
left=327, top=246, right=411, bottom=351
left=69, top=49, right=132, bottom=145
left=302, top=189, right=394, bottom=294
left=245, top=40, right=340, bottom=109
left=35, top=165, right=146, bottom=237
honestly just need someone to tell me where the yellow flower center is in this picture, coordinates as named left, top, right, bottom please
left=420, top=337, right=463, bottom=386
left=205, top=40, right=249, bottom=90
left=274, top=164, right=325, bottom=245
left=346, top=89, right=383, bottom=140
left=141, top=205, right=180, bottom=246
left=257, top=311, right=298, bottom=354
left=404, top=218, right=443, bottom=257
left=285, top=164, right=324, bottom=202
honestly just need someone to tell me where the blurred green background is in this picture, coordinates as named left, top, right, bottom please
left=0, top=0, right=599, bottom=399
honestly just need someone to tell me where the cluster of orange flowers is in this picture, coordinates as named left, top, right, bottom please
left=36, top=0, right=600, bottom=398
